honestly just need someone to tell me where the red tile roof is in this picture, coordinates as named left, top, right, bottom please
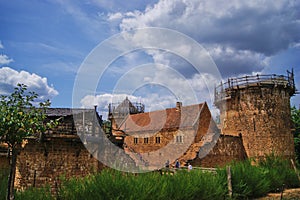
left=119, top=103, right=204, bottom=133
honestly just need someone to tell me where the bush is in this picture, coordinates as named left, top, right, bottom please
left=259, top=155, right=300, bottom=190
left=229, top=160, right=270, bottom=199
left=0, top=169, right=9, bottom=200
left=58, top=169, right=227, bottom=200
left=13, top=155, right=300, bottom=200
left=15, top=187, right=53, bottom=200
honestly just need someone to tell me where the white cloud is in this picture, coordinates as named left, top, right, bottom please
left=0, top=54, right=13, bottom=65
left=108, top=12, right=123, bottom=21
left=81, top=93, right=176, bottom=119
left=0, top=41, right=3, bottom=49
left=0, top=67, right=59, bottom=101
left=109, top=0, right=300, bottom=77
left=206, top=45, right=268, bottom=76
left=78, top=0, right=298, bottom=119
left=80, top=67, right=219, bottom=120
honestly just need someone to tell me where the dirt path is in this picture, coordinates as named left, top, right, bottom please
left=257, top=188, right=300, bottom=200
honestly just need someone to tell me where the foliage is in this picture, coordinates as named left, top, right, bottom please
left=15, top=187, right=53, bottom=200
left=0, top=84, right=58, bottom=200
left=224, top=160, right=270, bottom=199
left=259, top=154, right=300, bottom=190
left=0, top=84, right=54, bottom=147
left=291, top=106, right=300, bottom=164
left=13, top=156, right=300, bottom=200
left=0, top=169, right=9, bottom=200
left=58, top=169, right=227, bottom=200
left=102, top=120, right=111, bottom=135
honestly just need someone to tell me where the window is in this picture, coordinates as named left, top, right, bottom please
left=176, top=135, right=183, bottom=143
left=134, top=137, right=138, bottom=144
left=155, top=136, right=161, bottom=144
left=144, top=137, right=149, bottom=144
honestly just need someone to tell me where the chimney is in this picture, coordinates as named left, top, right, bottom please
left=176, top=102, right=182, bottom=111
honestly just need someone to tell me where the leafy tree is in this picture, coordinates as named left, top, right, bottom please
left=102, top=120, right=111, bottom=135
left=291, top=106, right=300, bottom=164
left=0, top=84, right=58, bottom=200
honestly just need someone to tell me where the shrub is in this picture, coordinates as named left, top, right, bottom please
left=15, top=187, right=53, bottom=200
left=58, top=169, right=227, bottom=200
left=229, top=160, right=270, bottom=199
left=12, top=155, right=300, bottom=200
left=0, top=169, right=9, bottom=200
left=258, top=155, right=300, bottom=190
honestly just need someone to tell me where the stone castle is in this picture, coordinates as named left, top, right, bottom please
left=0, top=70, right=297, bottom=190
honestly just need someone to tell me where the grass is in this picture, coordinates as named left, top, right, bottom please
left=58, top=169, right=227, bottom=200
left=227, top=160, right=271, bottom=198
left=3, top=155, right=300, bottom=200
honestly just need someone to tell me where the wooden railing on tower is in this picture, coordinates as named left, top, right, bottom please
left=214, top=70, right=296, bottom=103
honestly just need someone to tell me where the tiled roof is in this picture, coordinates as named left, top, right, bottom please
left=120, top=103, right=204, bottom=133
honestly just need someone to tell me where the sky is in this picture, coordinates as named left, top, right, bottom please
left=0, top=0, right=299, bottom=119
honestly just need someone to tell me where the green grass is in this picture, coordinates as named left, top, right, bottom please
left=227, top=160, right=271, bottom=199
left=258, top=155, right=300, bottom=190
left=11, top=155, right=300, bottom=200
left=58, top=169, right=227, bottom=200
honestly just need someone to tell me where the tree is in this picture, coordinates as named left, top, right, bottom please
left=0, top=84, right=58, bottom=200
left=291, top=106, right=300, bottom=164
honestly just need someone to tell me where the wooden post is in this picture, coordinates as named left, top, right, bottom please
left=291, top=159, right=300, bottom=182
left=33, top=170, right=36, bottom=187
left=227, top=166, right=232, bottom=198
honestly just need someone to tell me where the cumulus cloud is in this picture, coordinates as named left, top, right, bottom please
left=0, top=54, right=13, bottom=65
left=109, top=0, right=300, bottom=77
left=0, top=67, right=58, bottom=101
left=81, top=0, right=299, bottom=119
left=80, top=68, right=219, bottom=119
left=0, top=41, right=14, bottom=65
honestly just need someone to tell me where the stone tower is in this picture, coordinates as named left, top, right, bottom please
left=214, top=70, right=296, bottom=159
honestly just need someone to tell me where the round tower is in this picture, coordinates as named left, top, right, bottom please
left=214, top=70, right=296, bottom=159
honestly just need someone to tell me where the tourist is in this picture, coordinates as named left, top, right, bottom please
left=165, top=160, right=170, bottom=168
left=188, top=163, right=192, bottom=171
left=175, top=160, right=180, bottom=169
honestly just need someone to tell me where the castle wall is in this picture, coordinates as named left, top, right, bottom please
left=15, top=137, right=102, bottom=190
left=217, top=86, right=295, bottom=159
left=191, top=135, right=246, bottom=167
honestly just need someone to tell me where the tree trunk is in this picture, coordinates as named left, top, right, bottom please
left=7, top=147, right=17, bottom=200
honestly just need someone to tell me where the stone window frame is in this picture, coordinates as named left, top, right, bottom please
left=155, top=136, right=161, bottom=144
left=176, top=135, right=183, bottom=143
left=134, top=137, right=138, bottom=144
left=144, top=137, right=149, bottom=144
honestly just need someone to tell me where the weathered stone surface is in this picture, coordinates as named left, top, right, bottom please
left=15, top=137, right=102, bottom=190
left=216, top=84, right=295, bottom=160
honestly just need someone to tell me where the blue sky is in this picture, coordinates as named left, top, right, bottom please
left=0, top=0, right=299, bottom=119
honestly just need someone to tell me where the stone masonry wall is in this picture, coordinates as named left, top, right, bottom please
left=218, top=86, right=295, bottom=159
left=15, top=137, right=102, bottom=190
left=191, top=135, right=247, bottom=167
